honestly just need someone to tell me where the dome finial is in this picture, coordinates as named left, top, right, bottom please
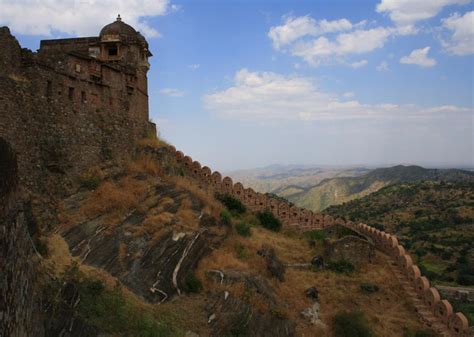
left=116, top=14, right=122, bottom=22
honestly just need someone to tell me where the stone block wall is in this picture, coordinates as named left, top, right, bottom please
left=0, top=27, right=152, bottom=197
left=0, top=137, right=42, bottom=337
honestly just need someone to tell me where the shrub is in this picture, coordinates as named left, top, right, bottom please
left=220, top=209, right=232, bottom=225
left=257, top=210, right=282, bottom=232
left=333, top=311, right=372, bottom=337
left=360, top=283, right=379, bottom=294
left=304, top=230, right=327, bottom=241
left=216, top=194, right=246, bottom=214
left=235, top=222, right=252, bottom=237
left=234, top=244, right=250, bottom=260
left=183, top=273, right=202, bottom=293
left=80, top=175, right=101, bottom=190
left=328, top=260, right=355, bottom=274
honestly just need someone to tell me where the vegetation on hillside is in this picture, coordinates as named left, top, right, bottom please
left=284, top=165, right=474, bottom=212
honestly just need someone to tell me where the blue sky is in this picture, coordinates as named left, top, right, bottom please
left=2, top=0, right=473, bottom=170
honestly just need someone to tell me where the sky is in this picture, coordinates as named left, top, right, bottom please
left=1, top=0, right=473, bottom=171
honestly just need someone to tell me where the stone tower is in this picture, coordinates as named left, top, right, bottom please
left=0, top=17, right=156, bottom=195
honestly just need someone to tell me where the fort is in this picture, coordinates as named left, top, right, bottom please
left=0, top=19, right=471, bottom=337
left=0, top=16, right=155, bottom=196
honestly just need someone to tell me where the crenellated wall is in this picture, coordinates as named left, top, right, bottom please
left=171, top=146, right=472, bottom=336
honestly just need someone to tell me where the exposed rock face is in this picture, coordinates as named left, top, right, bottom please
left=207, top=292, right=295, bottom=337
left=324, top=235, right=375, bottom=266
left=205, top=270, right=296, bottom=337
left=62, top=179, right=220, bottom=303
left=257, top=245, right=286, bottom=281
left=206, top=269, right=276, bottom=302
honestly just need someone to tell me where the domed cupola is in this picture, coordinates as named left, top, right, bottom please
left=99, top=15, right=139, bottom=42
left=97, top=15, right=152, bottom=67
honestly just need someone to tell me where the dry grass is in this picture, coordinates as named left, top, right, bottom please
left=137, top=137, right=170, bottom=149
left=196, top=225, right=427, bottom=336
left=127, top=154, right=161, bottom=176
left=168, top=176, right=223, bottom=218
left=79, top=177, right=148, bottom=227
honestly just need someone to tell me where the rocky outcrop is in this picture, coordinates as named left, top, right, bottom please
left=257, top=245, right=286, bottom=281
left=207, top=292, right=295, bottom=337
left=62, top=178, right=221, bottom=303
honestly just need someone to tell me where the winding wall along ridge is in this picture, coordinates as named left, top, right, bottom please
left=170, top=146, right=471, bottom=337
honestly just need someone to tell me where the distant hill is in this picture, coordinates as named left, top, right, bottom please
left=324, top=180, right=474, bottom=286
left=282, top=165, right=474, bottom=211
left=227, top=165, right=369, bottom=195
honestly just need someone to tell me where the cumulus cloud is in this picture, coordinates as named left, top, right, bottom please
left=160, top=88, right=185, bottom=97
left=400, top=47, right=437, bottom=67
left=441, top=11, right=474, bottom=55
left=376, top=0, right=469, bottom=32
left=268, top=15, right=354, bottom=49
left=0, top=0, right=173, bottom=37
left=188, top=64, right=201, bottom=70
left=376, top=61, right=390, bottom=71
left=203, top=69, right=470, bottom=121
left=350, top=60, right=369, bottom=69
left=269, top=15, right=393, bottom=66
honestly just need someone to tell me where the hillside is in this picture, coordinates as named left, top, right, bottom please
left=3, top=139, right=438, bottom=337
left=325, top=181, right=474, bottom=323
left=282, top=165, right=474, bottom=212
left=227, top=165, right=368, bottom=194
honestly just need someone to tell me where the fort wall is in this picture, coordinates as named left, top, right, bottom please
left=172, top=146, right=471, bottom=336
left=0, top=26, right=154, bottom=196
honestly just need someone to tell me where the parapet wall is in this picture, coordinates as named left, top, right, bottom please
left=172, top=147, right=471, bottom=336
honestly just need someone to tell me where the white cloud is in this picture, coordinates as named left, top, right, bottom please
left=188, top=64, right=201, bottom=70
left=291, top=27, right=392, bottom=65
left=269, top=15, right=393, bottom=66
left=441, top=11, right=474, bottom=55
left=376, top=0, right=469, bottom=32
left=400, top=47, right=436, bottom=67
left=268, top=15, right=354, bottom=49
left=343, top=92, right=355, bottom=98
left=203, top=69, right=471, bottom=121
left=350, top=59, right=369, bottom=69
left=376, top=61, right=390, bottom=71
left=160, top=88, right=185, bottom=97
left=0, top=0, right=173, bottom=37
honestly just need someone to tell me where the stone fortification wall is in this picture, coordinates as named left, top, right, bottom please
left=171, top=146, right=471, bottom=337
left=0, top=27, right=154, bottom=196
left=0, top=137, right=42, bottom=337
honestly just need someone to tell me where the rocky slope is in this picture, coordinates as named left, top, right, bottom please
left=6, top=141, right=438, bottom=337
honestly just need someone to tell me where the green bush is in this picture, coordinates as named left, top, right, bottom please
left=333, top=311, right=372, bottom=337
left=216, top=193, right=246, bottom=214
left=183, top=273, right=202, bottom=293
left=304, top=230, right=327, bottom=241
left=257, top=210, right=282, bottom=232
left=220, top=209, right=232, bottom=225
left=235, top=222, right=252, bottom=237
left=80, top=175, right=101, bottom=190
left=76, top=279, right=173, bottom=336
left=328, top=260, right=355, bottom=274
left=360, top=283, right=379, bottom=294
left=234, top=244, right=250, bottom=260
